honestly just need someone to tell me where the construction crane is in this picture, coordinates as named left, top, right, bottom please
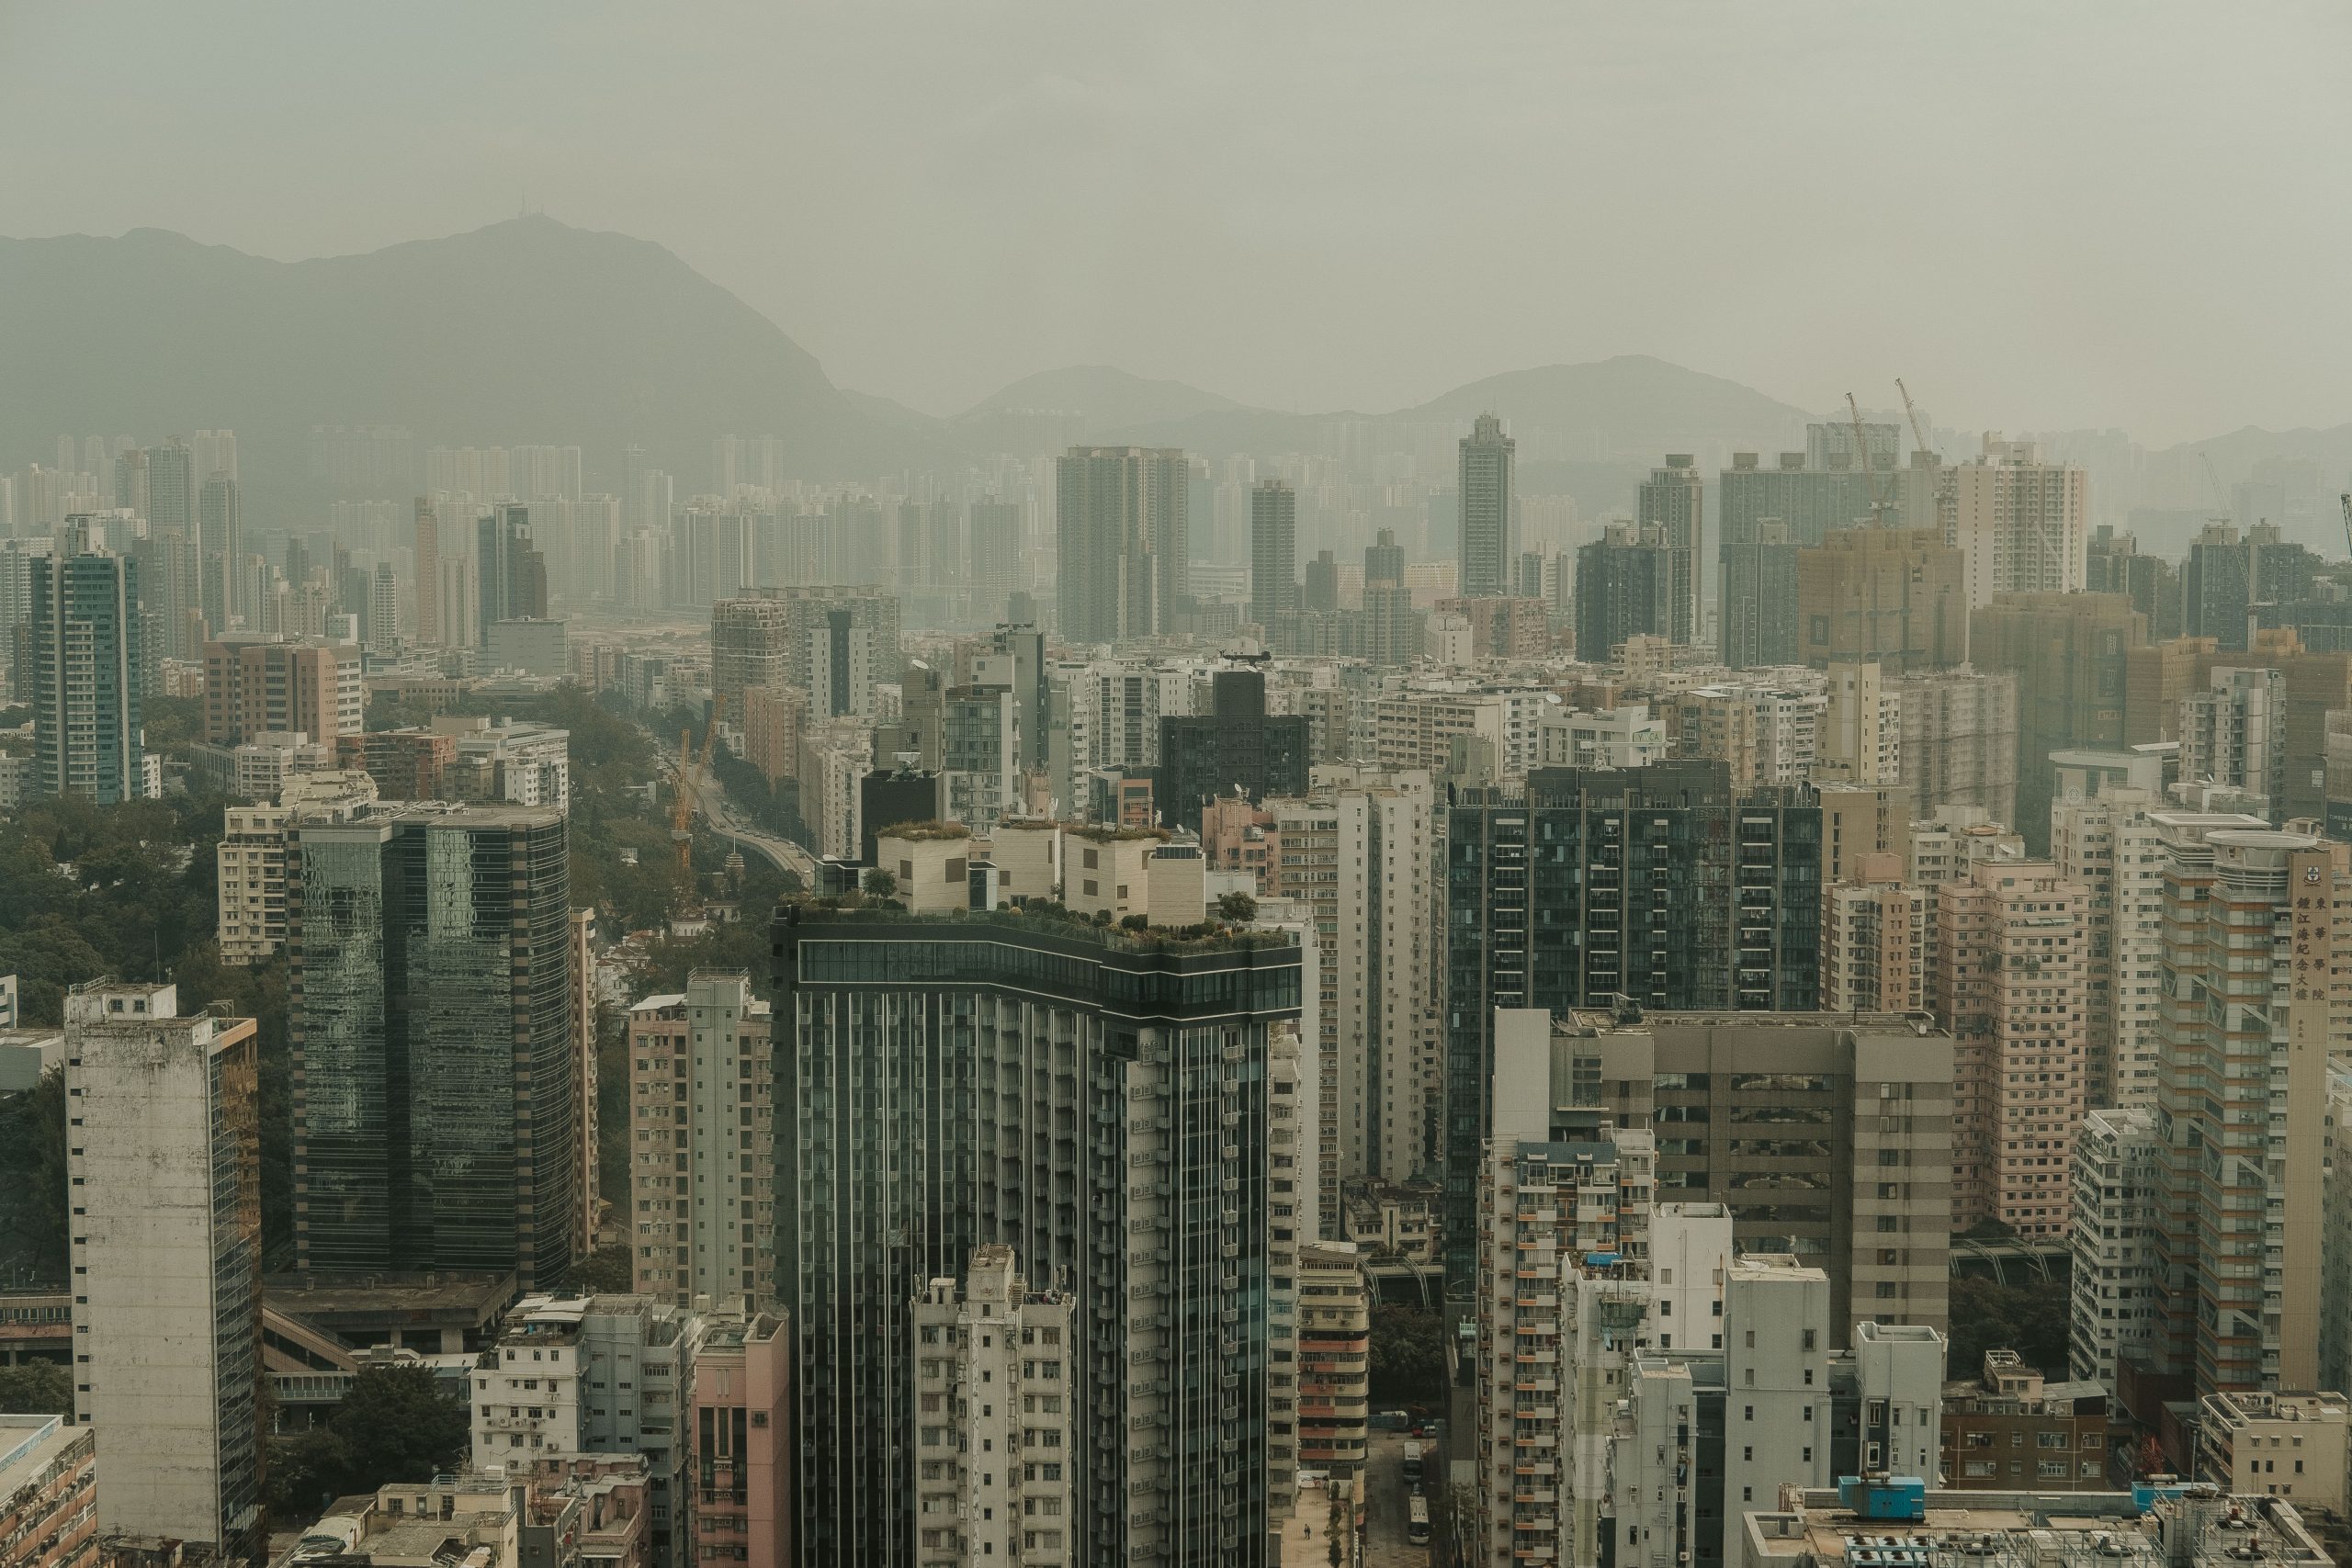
left=1847, top=391, right=1892, bottom=524
left=2200, top=451, right=2232, bottom=521
left=2341, top=492, right=2352, bottom=561
left=671, top=693, right=726, bottom=873
left=1895, top=378, right=1939, bottom=461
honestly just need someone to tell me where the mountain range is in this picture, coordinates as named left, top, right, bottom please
left=2, top=215, right=2344, bottom=518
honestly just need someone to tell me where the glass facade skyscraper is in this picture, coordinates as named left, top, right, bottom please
left=29, top=526, right=146, bottom=804
left=1442, top=760, right=1822, bottom=1301
left=772, top=908, right=1304, bottom=1568
left=288, top=803, right=577, bottom=1287
left=1456, top=412, right=1516, bottom=599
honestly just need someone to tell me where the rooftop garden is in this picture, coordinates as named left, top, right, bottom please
left=778, top=894, right=1298, bottom=956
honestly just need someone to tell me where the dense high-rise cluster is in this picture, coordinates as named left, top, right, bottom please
left=12, top=373, right=2352, bottom=1568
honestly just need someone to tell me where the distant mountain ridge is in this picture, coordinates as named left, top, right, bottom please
left=8, top=216, right=2327, bottom=513
left=0, top=215, right=932, bottom=508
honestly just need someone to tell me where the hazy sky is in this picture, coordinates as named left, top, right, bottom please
left=6, top=1, right=2349, bottom=444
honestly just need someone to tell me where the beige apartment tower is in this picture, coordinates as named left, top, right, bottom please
left=2150, top=829, right=2349, bottom=1396
left=628, top=971, right=775, bottom=1308
left=1930, top=861, right=2091, bottom=1235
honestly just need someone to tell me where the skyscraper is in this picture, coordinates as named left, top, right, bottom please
left=199, top=472, right=239, bottom=631
left=288, top=804, right=577, bottom=1287
left=910, top=1248, right=1078, bottom=1568
left=1942, top=434, right=2090, bottom=608
left=66, top=979, right=263, bottom=1563
left=413, top=497, right=441, bottom=645
left=1929, top=861, right=2091, bottom=1236
left=773, top=907, right=1304, bottom=1567
left=1456, top=412, right=1515, bottom=599
left=1155, top=666, right=1311, bottom=831
left=201, top=636, right=363, bottom=746
left=710, top=592, right=794, bottom=712
left=477, top=502, right=548, bottom=644
left=967, top=498, right=1024, bottom=617
left=146, top=437, right=198, bottom=539
left=1249, top=479, right=1296, bottom=629
left=1056, top=446, right=1189, bottom=643
left=1637, top=454, right=1703, bottom=644
left=29, top=523, right=145, bottom=803
left=1970, top=592, right=2145, bottom=852
left=1721, top=518, right=1803, bottom=667
left=1718, top=448, right=1881, bottom=661
left=1574, top=522, right=1674, bottom=662
left=2148, top=827, right=2348, bottom=1395
left=1443, top=760, right=1822, bottom=1296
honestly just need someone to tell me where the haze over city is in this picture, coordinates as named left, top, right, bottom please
left=5, top=2, right=2350, bottom=440
left=9, top=8, right=2352, bottom=1568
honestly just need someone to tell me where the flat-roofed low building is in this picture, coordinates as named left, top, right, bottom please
left=1939, top=1348, right=2125, bottom=1491
left=1740, top=1483, right=2335, bottom=1568
left=0, top=1021, right=63, bottom=1095
left=1061, top=824, right=1161, bottom=921
left=873, top=823, right=974, bottom=915
left=258, top=1270, right=515, bottom=1355
left=2196, top=1392, right=2349, bottom=1513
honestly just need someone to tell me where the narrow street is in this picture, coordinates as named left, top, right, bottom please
left=1358, top=1430, right=1435, bottom=1568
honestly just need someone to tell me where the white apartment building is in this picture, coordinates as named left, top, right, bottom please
left=188, top=728, right=331, bottom=802
left=1668, top=678, right=1828, bottom=788
left=2051, top=795, right=2267, bottom=1108
left=1942, top=434, right=2089, bottom=607
left=1721, top=1258, right=1835, bottom=1523
left=2195, top=1392, right=2349, bottom=1513
left=1905, top=804, right=2023, bottom=886
left=470, top=1294, right=701, bottom=1568
left=215, top=769, right=379, bottom=964
left=797, top=721, right=870, bottom=862
left=1476, top=1013, right=1949, bottom=1568
left=1475, top=1014, right=1654, bottom=1568
left=1334, top=773, right=1439, bottom=1186
left=1368, top=681, right=1559, bottom=779
left=910, top=1247, right=1075, bottom=1568
left=1849, top=1320, right=1947, bottom=1481
left=805, top=617, right=877, bottom=719
left=439, top=716, right=572, bottom=809
left=628, top=972, right=775, bottom=1310
left=1052, top=658, right=1195, bottom=807
left=1374, top=687, right=1507, bottom=776
left=1475, top=1127, right=1659, bottom=1568
left=2067, top=1105, right=2159, bottom=1386
left=1535, top=704, right=1668, bottom=771
left=66, top=980, right=264, bottom=1560
left=1269, top=795, right=1342, bottom=1230
left=2178, top=667, right=2286, bottom=820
